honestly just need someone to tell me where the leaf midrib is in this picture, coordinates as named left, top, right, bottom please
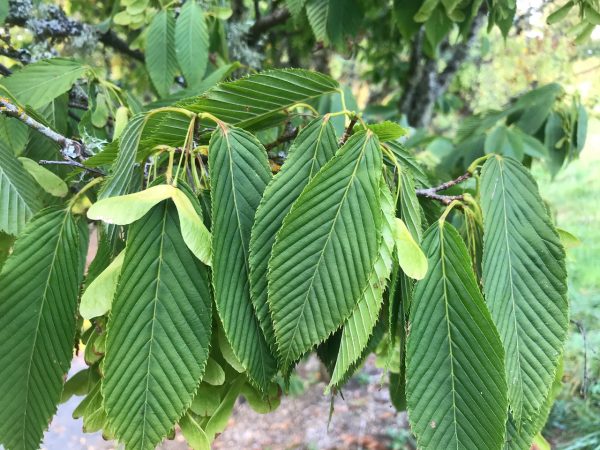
left=223, top=130, right=271, bottom=383
left=19, top=210, right=70, bottom=448
left=139, top=202, right=169, bottom=450
left=280, top=134, right=371, bottom=367
left=439, top=222, right=460, bottom=450
left=496, top=158, right=525, bottom=421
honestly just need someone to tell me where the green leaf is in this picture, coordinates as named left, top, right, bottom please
left=0, top=0, right=8, bottom=23
left=146, top=10, right=178, bottom=98
left=575, top=103, right=588, bottom=153
left=0, top=142, right=42, bottom=235
left=390, top=169, right=422, bottom=344
left=72, top=381, right=108, bottom=434
left=305, top=0, right=329, bottom=43
left=249, top=117, right=337, bottom=350
left=285, top=0, right=307, bottom=19
left=329, top=180, right=395, bottom=388
left=217, top=328, right=245, bottom=373
left=547, top=1, right=573, bottom=24
left=393, top=218, right=428, bottom=280
left=1, top=58, right=86, bottom=109
left=99, top=113, right=146, bottom=200
left=0, top=208, right=85, bottom=450
left=61, top=368, right=99, bottom=403
left=504, top=357, right=563, bottom=449
left=485, top=125, right=524, bottom=160
left=204, top=376, right=246, bottom=441
left=326, top=0, right=363, bottom=47
left=510, top=129, right=549, bottom=159
left=183, top=69, right=339, bottom=130
left=91, top=92, right=110, bottom=128
left=103, top=200, right=212, bottom=450
left=0, top=231, right=13, bottom=270
left=240, top=381, right=281, bottom=414
left=79, top=250, right=125, bottom=319
left=268, top=130, right=383, bottom=372
left=544, top=111, right=567, bottom=177
left=365, top=121, right=407, bottom=142
left=0, top=115, right=29, bottom=155
left=209, top=125, right=277, bottom=389
left=203, top=358, right=226, bottom=386
left=480, top=156, right=568, bottom=425
left=18, top=157, right=68, bottom=197
left=179, top=413, right=210, bottom=450
left=189, top=383, right=222, bottom=416
left=406, top=221, right=508, bottom=450
left=175, top=1, right=208, bottom=88
left=383, top=141, right=429, bottom=187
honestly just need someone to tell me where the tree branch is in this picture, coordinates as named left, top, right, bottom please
left=5, top=2, right=144, bottom=63
left=339, top=116, right=358, bottom=146
left=0, top=97, right=85, bottom=158
left=415, top=171, right=473, bottom=204
left=247, top=8, right=291, bottom=45
left=98, top=30, right=144, bottom=62
left=264, top=126, right=299, bottom=150
left=39, top=159, right=104, bottom=176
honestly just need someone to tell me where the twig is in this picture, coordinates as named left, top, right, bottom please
left=416, top=172, right=472, bottom=195
left=416, top=192, right=464, bottom=206
left=571, top=319, right=589, bottom=398
left=99, top=30, right=144, bottom=62
left=339, top=116, right=358, bottom=146
left=0, top=97, right=85, bottom=158
left=415, top=171, right=472, bottom=205
left=39, top=160, right=105, bottom=176
left=0, top=63, right=11, bottom=76
left=247, top=8, right=291, bottom=44
left=264, top=127, right=299, bottom=150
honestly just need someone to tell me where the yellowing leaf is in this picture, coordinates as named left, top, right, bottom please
left=393, top=218, right=428, bottom=280
left=171, top=188, right=212, bottom=267
left=113, top=106, right=129, bottom=139
left=203, top=358, right=225, bottom=386
left=87, top=184, right=175, bottom=224
left=79, top=251, right=125, bottom=319
left=18, top=157, right=68, bottom=197
left=179, top=413, right=210, bottom=450
left=557, top=227, right=581, bottom=249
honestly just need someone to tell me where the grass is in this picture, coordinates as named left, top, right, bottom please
left=534, top=118, right=600, bottom=448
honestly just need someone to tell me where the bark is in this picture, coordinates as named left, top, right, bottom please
left=398, top=9, right=487, bottom=128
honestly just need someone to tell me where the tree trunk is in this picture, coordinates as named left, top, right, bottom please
left=398, top=10, right=486, bottom=128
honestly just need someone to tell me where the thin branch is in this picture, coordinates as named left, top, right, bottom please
left=0, top=97, right=85, bottom=158
left=0, top=63, right=12, bottom=76
left=339, top=116, right=358, bottom=146
left=247, top=8, right=291, bottom=45
left=415, top=171, right=472, bottom=205
left=98, top=30, right=144, bottom=62
left=264, top=127, right=299, bottom=150
left=39, top=160, right=104, bottom=176
left=416, top=192, right=464, bottom=205
left=416, top=172, right=472, bottom=195
left=571, top=319, right=589, bottom=398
